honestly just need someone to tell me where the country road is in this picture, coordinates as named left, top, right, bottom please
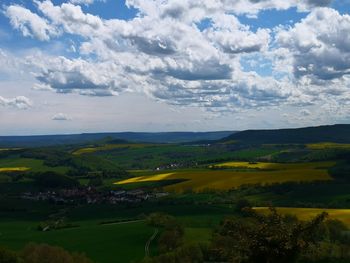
left=145, top=228, right=158, bottom=258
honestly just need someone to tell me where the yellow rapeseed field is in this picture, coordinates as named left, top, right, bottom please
left=254, top=207, right=350, bottom=227
left=0, top=167, right=30, bottom=172
left=116, top=173, right=175, bottom=184
left=210, top=161, right=333, bottom=170
left=306, top=142, right=350, bottom=150
left=115, top=161, right=334, bottom=193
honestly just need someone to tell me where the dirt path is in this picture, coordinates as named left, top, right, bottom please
left=145, top=228, right=158, bottom=258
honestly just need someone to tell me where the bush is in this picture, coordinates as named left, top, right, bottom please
left=143, top=244, right=203, bottom=263
left=21, top=243, right=93, bottom=263
left=0, top=247, right=20, bottom=263
left=209, top=208, right=329, bottom=263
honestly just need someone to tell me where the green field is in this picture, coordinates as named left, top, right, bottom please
left=0, top=157, right=69, bottom=173
left=0, top=199, right=232, bottom=263
left=0, top=219, right=153, bottom=263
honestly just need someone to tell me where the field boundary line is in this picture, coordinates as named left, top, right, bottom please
left=100, top=219, right=145, bottom=226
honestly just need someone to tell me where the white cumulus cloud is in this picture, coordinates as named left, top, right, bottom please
left=3, top=0, right=347, bottom=116
left=4, top=4, right=59, bottom=41
left=0, top=96, right=32, bottom=109
left=52, top=113, right=71, bottom=121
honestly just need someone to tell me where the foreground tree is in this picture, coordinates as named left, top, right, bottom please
left=142, top=244, right=203, bottom=263
left=0, top=247, right=20, bottom=263
left=21, top=243, right=93, bottom=263
left=209, top=208, right=328, bottom=263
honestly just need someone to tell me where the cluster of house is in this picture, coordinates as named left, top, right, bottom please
left=21, top=187, right=169, bottom=204
left=155, top=163, right=179, bottom=171
left=154, top=162, right=198, bottom=171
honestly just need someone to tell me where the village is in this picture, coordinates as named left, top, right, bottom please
left=21, top=186, right=169, bottom=205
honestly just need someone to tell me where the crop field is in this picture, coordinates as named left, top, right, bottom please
left=96, top=144, right=283, bottom=169
left=210, top=161, right=335, bottom=170
left=72, top=143, right=157, bottom=155
left=306, top=142, right=350, bottom=150
left=0, top=157, right=69, bottom=173
left=0, top=167, right=30, bottom=172
left=253, top=207, right=350, bottom=227
left=115, top=162, right=334, bottom=192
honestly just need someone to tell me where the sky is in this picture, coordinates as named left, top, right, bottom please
left=0, top=0, right=350, bottom=135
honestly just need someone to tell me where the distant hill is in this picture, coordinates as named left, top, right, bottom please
left=220, top=124, right=350, bottom=144
left=0, top=131, right=234, bottom=147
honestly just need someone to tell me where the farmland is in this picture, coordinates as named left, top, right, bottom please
left=115, top=161, right=334, bottom=192
left=0, top=125, right=350, bottom=262
left=0, top=218, right=154, bottom=263
left=72, top=143, right=156, bottom=155
left=307, top=142, right=350, bottom=150
left=0, top=167, right=30, bottom=172
left=0, top=157, right=69, bottom=173
left=0, top=199, right=232, bottom=263
left=254, top=207, right=350, bottom=227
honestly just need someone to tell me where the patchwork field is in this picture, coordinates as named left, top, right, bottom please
left=115, top=161, right=334, bottom=192
left=0, top=167, right=30, bottom=172
left=211, top=161, right=334, bottom=170
left=306, top=142, right=350, bottom=150
left=0, top=157, right=69, bottom=173
left=253, top=207, right=350, bottom=227
left=72, top=143, right=155, bottom=155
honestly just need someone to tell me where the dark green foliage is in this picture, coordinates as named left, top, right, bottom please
left=146, top=213, right=185, bottom=253
left=158, top=226, right=184, bottom=253
left=329, top=153, right=350, bottom=182
left=0, top=244, right=94, bottom=263
left=235, top=180, right=350, bottom=208
left=143, top=244, right=203, bottom=263
left=87, top=176, right=103, bottom=187
left=0, top=247, right=20, bottom=263
left=235, top=199, right=252, bottom=212
left=152, top=214, right=185, bottom=253
left=20, top=243, right=94, bottom=263
left=102, top=169, right=129, bottom=178
left=323, top=219, right=350, bottom=243
left=209, top=208, right=328, bottom=263
left=21, top=148, right=75, bottom=168
left=33, top=171, right=79, bottom=188
left=147, top=213, right=177, bottom=227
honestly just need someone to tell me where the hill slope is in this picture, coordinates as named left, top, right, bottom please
left=221, top=124, right=350, bottom=144
left=0, top=131, right=234, bottom=147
